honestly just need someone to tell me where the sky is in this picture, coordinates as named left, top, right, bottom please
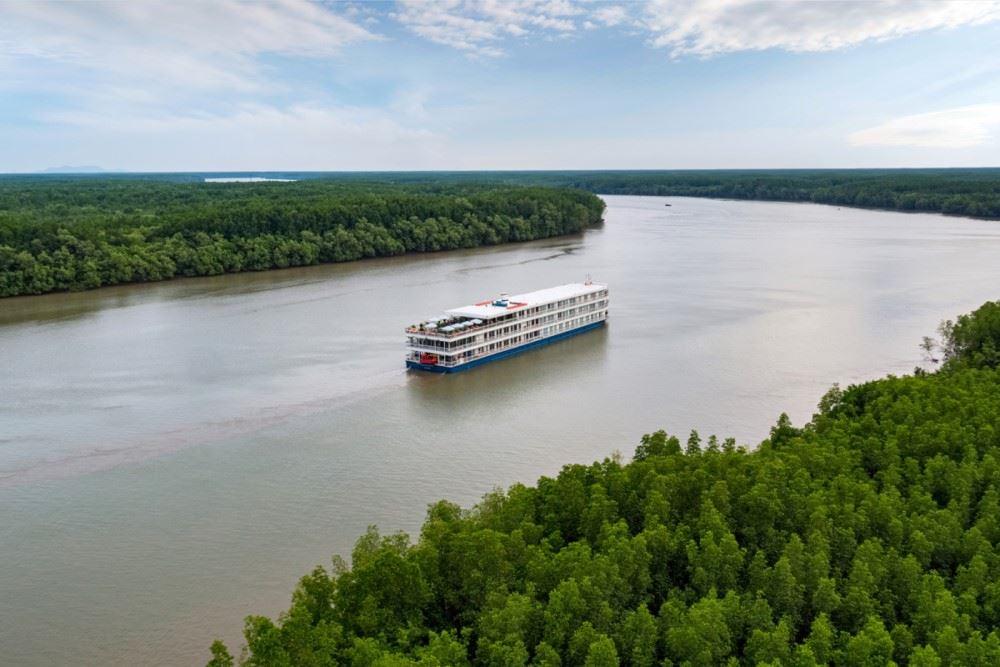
left=1, top=0, right=999, bottom=172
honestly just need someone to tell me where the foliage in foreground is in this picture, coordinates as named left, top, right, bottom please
left=0, top=180, right=604, bottom=297
left=212, top=301, right=1000, bottom=666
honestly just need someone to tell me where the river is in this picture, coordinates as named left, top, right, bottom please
left=2, top=195, right=1000, bottom=665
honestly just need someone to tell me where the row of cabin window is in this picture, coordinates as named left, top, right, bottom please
left=432, top=311, right=605, bottom=364
left=415, top=299, right=607, bottom=351
left=450, top=302, right=608, bottom=349
left=466, top=311, right=604, bottom=357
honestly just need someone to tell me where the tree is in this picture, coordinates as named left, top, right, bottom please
left=843, top=617, right=894, bottom=667
left=685, top=430, right=702, bottom=456
left=920, top=336, right=939, bottom=364
left=939, top=301, right=1000, bottom=369
left=665, top=595, right=731, bottom=664
left=583, top=637, right=619, bottom=667
left=417, top=631, right=469, bottom=666
left=616, top=604, right=656, bottom=667
left=532, top=642, right=561, bottom=667
left=746, top=617, right=791, bottom=666
left=633, top=431, right=680, bottom=461
left=207, top=641, right=235, bottom=667
left=909, top=645, right=942, bottom=667
left=804, top=614, right=835, bottom=666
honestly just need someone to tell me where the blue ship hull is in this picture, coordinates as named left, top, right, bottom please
left=406, top=320, right=605, bottom=374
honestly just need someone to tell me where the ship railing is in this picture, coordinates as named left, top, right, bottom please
left=405, top=321, right=488, bottom=337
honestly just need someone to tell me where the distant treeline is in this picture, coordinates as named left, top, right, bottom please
left=208, top=300, right=1000, bottom=666
left=0, top=179, right=604, bottom=297
left=21, top=168, right=998, bottom=220
left=309, top=169, right=999, bottom=220
left=548, top=169, right=1000, bottom=220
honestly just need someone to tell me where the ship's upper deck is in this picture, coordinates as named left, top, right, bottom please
left=445, top=283, right=607, bottom=320
left=405, top=282, right=607, bottom=336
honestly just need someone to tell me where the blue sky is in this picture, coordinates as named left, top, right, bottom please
left=1, top=0, right=999, bottom=172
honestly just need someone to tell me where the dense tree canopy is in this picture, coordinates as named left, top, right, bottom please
left=527, top=169, right=1000, bottom=221
left=938, top=301, right=1000, bottom=371
left=0, top=179, right=604, bottom=297
left=211, top=301, right=1000, bottom=666
left=98, top=169, right=995, bottom=220
left=374, top=169, right=1000, bottom=220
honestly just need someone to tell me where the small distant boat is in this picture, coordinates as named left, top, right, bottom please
left=664, top=203, right=672, bottom=207
left=405, top=282, right=609, bottom=373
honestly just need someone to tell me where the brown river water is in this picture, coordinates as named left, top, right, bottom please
left=2, top=195, right=1000, bottom=665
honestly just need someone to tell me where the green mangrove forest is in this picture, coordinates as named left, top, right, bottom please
left=0, top=179, right=604, bottom=297
left=172, top=169, right=997, bottom=220
left=208, top=300, right=1000, bottom=667
left=3, top=168, right=999, bottom=297
left=518, top=170, right=1000, bottom=220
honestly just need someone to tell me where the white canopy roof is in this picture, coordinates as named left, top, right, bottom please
left=445, top=283, right=606, bottom=320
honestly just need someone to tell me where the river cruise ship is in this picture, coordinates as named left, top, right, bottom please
left=406, top=282, right=609, bottom=373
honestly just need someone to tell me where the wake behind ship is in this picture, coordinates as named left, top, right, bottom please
left=405, top=282, right=609, bottom=373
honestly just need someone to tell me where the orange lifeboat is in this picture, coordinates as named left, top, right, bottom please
left=419, top=353, right=439, bottom=365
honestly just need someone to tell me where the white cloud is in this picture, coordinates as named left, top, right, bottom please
left=849, top=104, right=1000, bottom=148
left=390, top=0, right=1000, bottom=58
left=393, top=0, right=585, bottom=56
left=593, top=5, right=628, bottom=27
left=0, top=0, right=375, bottom=91
left=643, top=0, right=1000, bottom=57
